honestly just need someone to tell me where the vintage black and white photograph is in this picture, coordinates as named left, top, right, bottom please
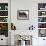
left=17, top=10, right=29, bottom=20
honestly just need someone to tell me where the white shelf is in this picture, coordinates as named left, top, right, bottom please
left=38, top=16, right=46, bottom=17
left=0, top=10, right=8, bottom=11
left=38, top=22, right=46, bottom=23
left=0, top=22, right=8, bottom=23
left=0, top=16, right=8, bottom=17
left=38, top=10, right=46, bottom=11
left=38, top=28, right=46, bottom=29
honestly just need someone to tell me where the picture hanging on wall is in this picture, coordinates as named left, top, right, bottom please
left=17, top=10, right=29, bottom=20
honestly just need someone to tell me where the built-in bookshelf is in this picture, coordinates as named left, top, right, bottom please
left=0, top=3, right=8, bottom=37
left=38, top=3, right=46, bottom=37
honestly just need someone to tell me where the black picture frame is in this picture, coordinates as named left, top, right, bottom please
left=17, top=10, right=29, bottom=20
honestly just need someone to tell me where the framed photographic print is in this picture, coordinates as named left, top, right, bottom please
left=17, top=10, right=29, bottom=20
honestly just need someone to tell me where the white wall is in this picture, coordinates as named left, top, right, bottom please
left=11, top=0, right=46, bottom=46
left=11, top=0, right=38, bottom=30
left=11, top=0, right=46, bottom=30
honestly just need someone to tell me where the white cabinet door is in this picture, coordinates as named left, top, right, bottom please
left=38, top=37, right=46, bottom=46
left=0, top=36, right=8, bottom=45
